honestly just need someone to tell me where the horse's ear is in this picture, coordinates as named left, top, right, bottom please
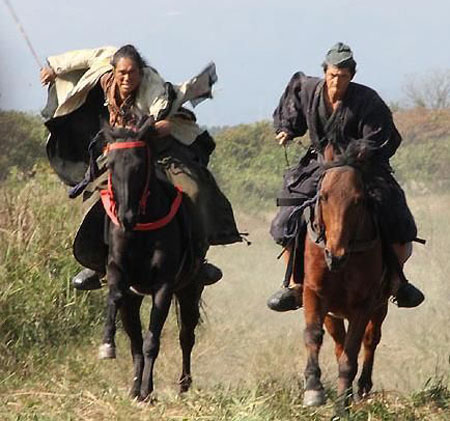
left=136, top=115, right=156, bottom=141
left=346, top=139, right=374, bottom=164
left=100, top=119, right=115, bottom=144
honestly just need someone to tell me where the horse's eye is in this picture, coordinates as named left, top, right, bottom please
left=319, top=193, right=327, bottom=202
left=354, top=196, right=363, bottom=206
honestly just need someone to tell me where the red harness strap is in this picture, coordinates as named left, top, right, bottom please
left=100, top=140, right=183, bottom=231
left=100, top=185, right=183, bottom=231
left=104, top=141, right=147, bottom=151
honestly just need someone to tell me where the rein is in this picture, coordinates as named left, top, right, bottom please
left=100, top=140, right=183, bottom=231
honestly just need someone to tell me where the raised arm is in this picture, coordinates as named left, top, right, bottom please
left=273, top=72, right=308, bottom=144
left=40, top=46, right=117, bottom=85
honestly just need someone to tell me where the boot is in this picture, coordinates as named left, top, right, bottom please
left=267, top=285, right=302, bottom=312
left=199, top=261, right=223, bottom=285
left=392, top=283, right=425, bottom=308
left=389, top=243, right=425, bottom=308
left=267, top=231, right=305, bottom=312
left=72, top=268, right=103, bottom=291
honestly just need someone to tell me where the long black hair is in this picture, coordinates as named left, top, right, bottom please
left=111, top=44, right=148, bottom=74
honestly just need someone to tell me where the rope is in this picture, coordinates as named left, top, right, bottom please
left=283, top=144, right=290, bottom=167
left=3, top=0, right=43, bottom=68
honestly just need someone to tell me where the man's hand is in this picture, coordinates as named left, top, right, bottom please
left=155, top=120, right=172, bottom=137
left=276, top=131, right=292, bottom=146
left=40, top=67, right=56, bottom=85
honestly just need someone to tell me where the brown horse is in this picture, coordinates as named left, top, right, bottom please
left=301, top=145, right=389, bottom=416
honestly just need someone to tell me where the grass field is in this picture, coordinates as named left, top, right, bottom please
left=0, top=173, right=449, bottom=420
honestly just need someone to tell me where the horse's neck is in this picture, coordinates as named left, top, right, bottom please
left=144, top=169, right=175, bottom=217
left=353, top=206, right=377, bottom=242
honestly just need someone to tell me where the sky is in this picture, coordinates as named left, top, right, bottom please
left=1, top=0, right=449, bottom=126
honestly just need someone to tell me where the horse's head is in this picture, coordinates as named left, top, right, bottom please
left=103, top=116, right=156, bottom=231
left=316, top=142, right=371, bottom=271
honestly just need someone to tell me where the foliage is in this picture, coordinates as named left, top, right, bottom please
left=0, top=168, right=104, bottom=374
left=210, top=121, right=307, bottom=211
left=209, top=111, right=450, bottom=210
left=403, top=69, right=450, bottom=109
left=0, top=110, right=47, bottom=181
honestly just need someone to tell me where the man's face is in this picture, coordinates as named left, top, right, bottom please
left=114, top=57, right=141, bottom=99
left=324, top=65, right=353, bottom=99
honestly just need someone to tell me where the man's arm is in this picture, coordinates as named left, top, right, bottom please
left=273, top=72, right=308, bottom=144
left=42, top=46, right=117, bottom=80
left=359, top=95, right=401, bottom=161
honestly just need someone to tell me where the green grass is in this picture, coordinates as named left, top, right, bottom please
left=0, top=167, right=104, bottom=374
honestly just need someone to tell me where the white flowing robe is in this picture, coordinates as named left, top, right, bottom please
left=47, top=46, right=217, bottom=144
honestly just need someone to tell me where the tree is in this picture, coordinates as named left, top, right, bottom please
left=403, top=69, right=450, bottom=109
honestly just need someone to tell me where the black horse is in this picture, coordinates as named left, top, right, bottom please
left=97, top=118, right=203, bottom=400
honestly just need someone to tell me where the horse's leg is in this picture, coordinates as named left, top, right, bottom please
left=324, top=315, right=346, bottom=361
left=302, top=285, right=327, bottom=407
left=119, top=293, right=145, bottom=399
left=99, top=261, right=126, bottom=359
left=175, top=284, right=203, bottom=394
left=334, top=310, right=371, bottom=416
left=140, top=281, right=173, bottom=400
left=357, top=303, right=388, bottom=398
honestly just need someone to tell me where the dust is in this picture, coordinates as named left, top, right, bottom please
left=149, top=194, right=450, bottom=394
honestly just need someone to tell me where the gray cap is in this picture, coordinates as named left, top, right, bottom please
left=323, top=42, right=356, bottom=68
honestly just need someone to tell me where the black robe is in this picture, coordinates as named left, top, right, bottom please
left=41, top=82, right=242, bottom=272
left=270, top=72, right=416, bottom=245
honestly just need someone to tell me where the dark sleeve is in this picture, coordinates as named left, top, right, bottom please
left=359, top=94, right=401, bottom=161
left=273, top=72, right=308, bottom=138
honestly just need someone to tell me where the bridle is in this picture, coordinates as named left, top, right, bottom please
left=100, top=140, right=182, bottom=231
left=308, top=165, right=379, bottom=253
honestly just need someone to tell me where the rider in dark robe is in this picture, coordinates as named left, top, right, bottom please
left=267, top=42, right=424, bottom=311
left=40, top=44, right=242, bottom=290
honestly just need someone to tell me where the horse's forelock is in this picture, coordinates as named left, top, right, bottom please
left=103, top=126, right=141, bottom=144
left=321, top=139, right=376, bottom=172
left=102, top=113, right=155, bottom=144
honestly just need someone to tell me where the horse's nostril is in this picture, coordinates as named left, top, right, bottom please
left=121, top=211, right=137, bottom=231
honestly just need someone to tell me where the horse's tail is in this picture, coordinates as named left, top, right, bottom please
left=172, top=295, right=207, bottom=329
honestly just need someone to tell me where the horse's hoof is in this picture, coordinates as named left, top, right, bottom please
left=178, top=375, right=192, bottom=394
left=141, top=393, right=157, bottom=405
left=98, top=343, right=116, bottom=359
left=356, top=390, right=369, bottom=402
left=303, top=389, right=326, bottom=406
left=333, top=406, right=349, bottom=420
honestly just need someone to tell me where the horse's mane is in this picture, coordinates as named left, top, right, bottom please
left=321, top=139, right=389, bottom=210
left=102, top=112, right=155, bottom=143
left=321, top=139, right=379, bottom=173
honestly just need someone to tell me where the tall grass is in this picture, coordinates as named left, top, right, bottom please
left=0, top=166, right=104, bottom=374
